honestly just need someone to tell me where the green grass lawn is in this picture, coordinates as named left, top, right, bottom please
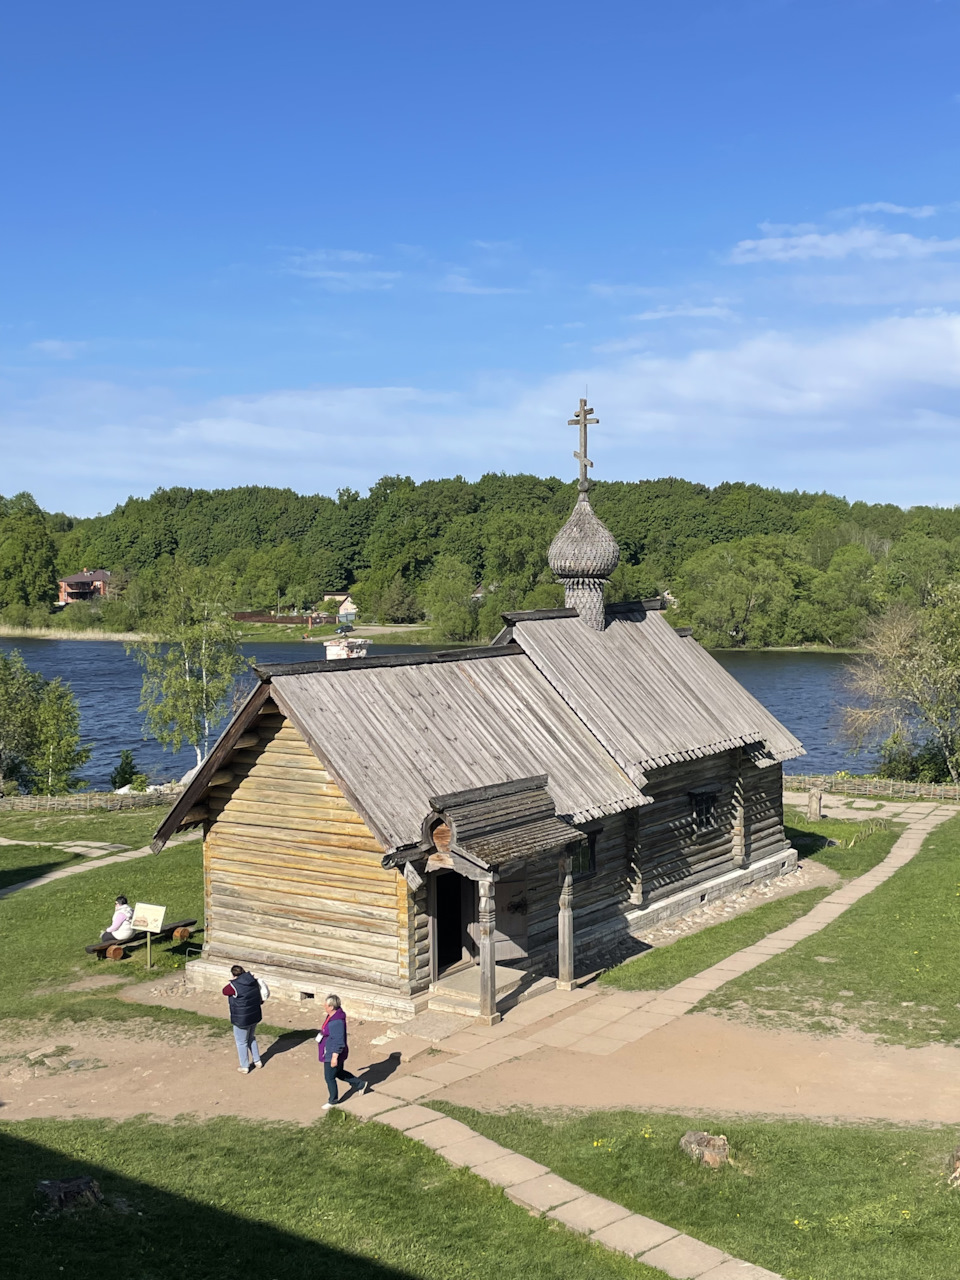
left=434, top=1104, right=960, bottom=1280
left=600, top=813, right=901, bottom=992
left=0, top=809, right=173, bottom=892
left=0, top=843, right=89, bottom=890
left=0, top=806, right=167, bottom=847
left=782, top=807, right=900, bottom=881
left=702, top=812, right=960, bottom=1047
left=0, top=837, right=208, bottom=1031
left=1, top=1115, right=655, bottom=1280
left=599, top=888, right=832, bottom=990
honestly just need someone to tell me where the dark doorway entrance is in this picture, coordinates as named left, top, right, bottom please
left=434, top=871, right=476, bottom=974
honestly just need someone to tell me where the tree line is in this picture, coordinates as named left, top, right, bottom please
left=5, top=475, right=960, bottom=649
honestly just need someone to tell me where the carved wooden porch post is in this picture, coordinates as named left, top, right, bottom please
left=557, top=850, right=575, bottom=990
left=732, top=749, right=748, bottom=869
left=477, top=876, right=500, bottom=1024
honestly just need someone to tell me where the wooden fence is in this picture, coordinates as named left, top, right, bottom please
left=784, top=773, right=960, bottom=802
left=0, top=786, right=184, bottom=814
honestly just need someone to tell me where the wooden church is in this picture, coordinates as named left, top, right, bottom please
left=154, top=402, right=804, bottom=1023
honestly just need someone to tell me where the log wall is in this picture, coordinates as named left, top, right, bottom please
left=634, top=752, right=790, bottom=905
left=512, top=754, right=791, bottom=977
left=201, top=701, right=408, bottom=993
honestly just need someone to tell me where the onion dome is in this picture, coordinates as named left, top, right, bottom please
left=548, top=484, right=621, bottom=582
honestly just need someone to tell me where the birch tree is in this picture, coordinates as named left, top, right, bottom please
left=29, top=679, right=90, bottom=795
left=844, top=586, right=960, bottom=783
left=0, top=650, right=89, bottom=794
left=128, top=565, right=250, bottom=768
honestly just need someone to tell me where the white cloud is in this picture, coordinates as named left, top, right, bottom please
left=283, top=248, right=400, bottom=290
left=757, top=221, right=821, bottom=235
left=8, top=312, right=960, bottom=512
left=289, top=249, right=375, bottom=265
left=592, top=337, right=655, bottom=354
left=437, top=272, right=522, bottom=295
left=729, top=224, right=960, bottom=264
left=627, top=301, right=736, bottom=321
left=834, top=201, right=941, bottom=219
left=30, top=339, right=86, bottom=359
left=791, top=265, right=960, bottom=307
left=589, top=282, right=658, bottom=298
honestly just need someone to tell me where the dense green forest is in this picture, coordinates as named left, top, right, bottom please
left=3, top=474, right=960, bottom=647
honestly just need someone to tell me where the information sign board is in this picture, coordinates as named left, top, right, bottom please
left=132, top=902, right=166, bottom=933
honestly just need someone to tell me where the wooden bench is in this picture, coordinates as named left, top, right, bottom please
left=85, top=918, right=198, bottom=961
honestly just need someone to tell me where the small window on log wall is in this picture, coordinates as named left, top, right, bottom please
left=690, top=791, right=719, bottom=833
left=570, top=831, right=598, bottom=879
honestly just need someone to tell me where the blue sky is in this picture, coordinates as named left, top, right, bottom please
left=3, top=0, right=960, bottom=514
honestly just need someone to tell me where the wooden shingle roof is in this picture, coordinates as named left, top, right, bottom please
left=268, top=647, right=646, bottom=851
left=504, top=605, right=804, bottom=782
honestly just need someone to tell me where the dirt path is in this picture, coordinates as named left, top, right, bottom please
left=0, top=1016, right=408, bottom=1124
left=436, top=1012, right=960, bottom=1124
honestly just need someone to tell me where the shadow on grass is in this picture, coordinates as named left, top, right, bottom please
left=785, top=822, right=837, bottom=858
left=0, top=1127, right=424, bottom=1280
left=0, top=861, right=79, bottom=893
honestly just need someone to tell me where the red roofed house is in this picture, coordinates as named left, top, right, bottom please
left=58, top=569, right=111, bottom=605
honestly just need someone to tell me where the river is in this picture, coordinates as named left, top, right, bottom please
left=0, top=639, right=863, bottom=790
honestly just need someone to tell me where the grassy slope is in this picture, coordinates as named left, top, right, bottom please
left=2, top=1115, right=654, bottom=1280
left=434, top=1105, right=960, bottom=1280
left=703, top=812, right=960, bottom=1047
left=0, top=808, right=167, bottom=846
left=600, top=813, right=901, bottom=992
left=0, top=838, right=207, bottom=1030
left=0, top=809, right=172, bottom=893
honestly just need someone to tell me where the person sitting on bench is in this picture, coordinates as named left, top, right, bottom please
left=100, top=895, right=134, bottom=943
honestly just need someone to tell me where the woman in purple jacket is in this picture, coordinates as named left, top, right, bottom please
left=316, top=993, right=368, bottom=1109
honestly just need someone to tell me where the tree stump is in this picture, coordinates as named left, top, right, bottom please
left=106, top=945, right=125, bottom=961
left=680, top=1130, right=729, bottom=1169
left=37, top=1176, right=103, bottom=1214
left=172, top=927, right=191, bottom=942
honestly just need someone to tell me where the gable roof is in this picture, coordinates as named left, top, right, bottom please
left=501, top=604, right=804, bottom=782
left=420, top=776, right=585, bottom=869
left=269, top=647, right=647, bottom=851
left=60, top=569, right=110, bottom=585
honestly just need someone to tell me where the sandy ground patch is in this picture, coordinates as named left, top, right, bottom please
left=0, top=1014, right=426, bottom=1124
left=436, top=1011, right=960, bottom=1125
left=7, top=1001, right=960, bottom=1128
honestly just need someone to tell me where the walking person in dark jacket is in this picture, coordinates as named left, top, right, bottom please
left=222, top=965, right=264, bottom=1073
left=316, top=993, right=368, bottom=1109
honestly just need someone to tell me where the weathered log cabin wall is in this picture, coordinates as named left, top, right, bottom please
left=629, top=751, right=791, bottom=906
left=512, top=754, right=793, bottom=978
left=459, top=755, right=792, bottom=981
left=201, top=700, right=409, bottom=999
left=633, top=751, right=740, bottom=904
left=741, top=758, right=791, bottom=864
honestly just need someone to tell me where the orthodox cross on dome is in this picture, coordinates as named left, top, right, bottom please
left=569, top=398, right=599, bottom=490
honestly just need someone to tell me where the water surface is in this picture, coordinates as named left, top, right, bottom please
left=0, top=638, right=864, bottom=790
